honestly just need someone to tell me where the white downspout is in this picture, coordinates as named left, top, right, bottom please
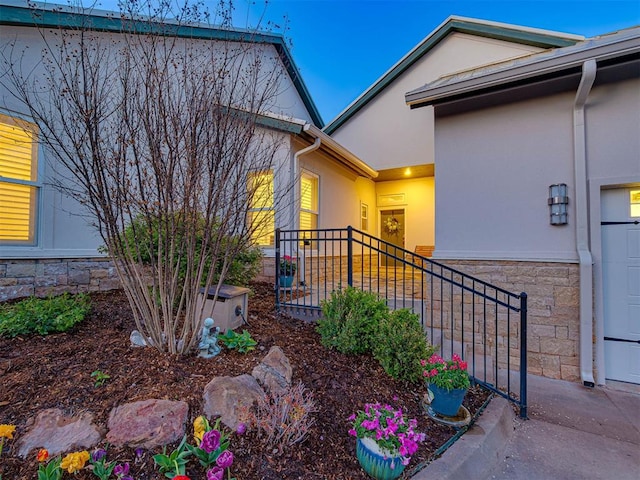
left=290, top=137, right=321, bottom=228
left=574, top=59, right=597, bottom=387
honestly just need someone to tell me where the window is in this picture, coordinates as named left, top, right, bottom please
left=248, top=170, right=274, bottom=246
left=0, top=114, right=39, bottom=245
left=631, top=190, right=640, bottom=218
left=361, top=202, right=368, bottom=231
left=300, top=171, right=318, bottom=231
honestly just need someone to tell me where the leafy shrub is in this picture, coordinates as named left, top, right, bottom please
left=118, top=214, right=262, bottom=288
left=218, top=329, right=257, bottom=353
left=373, top=309, right=436, bottom=383
left=317, top=286, right=388, bottom=355
left=0, top=293, right=91, bottom=337
left=248, top=381, right=316, bottom=453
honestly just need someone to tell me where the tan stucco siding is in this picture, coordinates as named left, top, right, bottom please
left=434, top=91, right=578, bottom=262
left=331, top=33, right=545, bottom=171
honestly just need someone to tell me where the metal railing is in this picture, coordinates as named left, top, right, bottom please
left=275, top=226, right=528, bottom=418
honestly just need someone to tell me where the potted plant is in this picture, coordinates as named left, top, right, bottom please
left=348, top=402, right=425, bottom=480
left=420, top=353, right=470, bottom=417
left=278, top=255, right=297, bottom=288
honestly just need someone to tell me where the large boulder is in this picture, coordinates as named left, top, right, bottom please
left=203, top=374, right=264, bottom=430
left=252, top=346, right=293, bottom=394
left=16, top=409, right=102, bottom=458
left=106, top=399, right=188, bottom=448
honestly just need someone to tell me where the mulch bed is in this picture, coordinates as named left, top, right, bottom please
left=0, top=282, right=490, bottom=479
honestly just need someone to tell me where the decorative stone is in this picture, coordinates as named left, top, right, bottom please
left=198, top=318, right=221, bottom=358
left=203, top=374, right=265, bottom=430
left=129, top=330, right=149, bottom=347
left=252, top=346, right=292, bottom=394
left=16, top=409, right=102, bottom=458
left=106, top=399, right=188, bottom=448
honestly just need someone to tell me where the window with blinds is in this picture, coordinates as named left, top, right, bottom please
left=248, top=170, right=275, bottom=246
left=300, top=171, right=318, bottom=240
left=0, top=114, right=38, bottom=244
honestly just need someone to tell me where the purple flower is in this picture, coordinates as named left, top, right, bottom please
left=92, top=448, right=107, bottom=462
left=206, top=466, right=225, bottom=480
left=135, top=448, right=144, bottom=458
left=114, top=462, right=130, bottom=477
left=348, top=428, right=357, bottom=437
left=216, top=450, right=234, bottom=469
left=236, top=423, right=246, bottom=435
left=200, top=429, right=221, bottom=453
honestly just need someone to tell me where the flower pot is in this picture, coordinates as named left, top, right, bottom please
left=278, top=275, right=294, bottom=288
left=356, top=437, right=405, bottom=480
left=428, top=384, right=468, bottom=417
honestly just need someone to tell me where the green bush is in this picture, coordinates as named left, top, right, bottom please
left=0, top=293, right=91, bottom=337
left=317, top=286, right=388, bottom=355
left=119, top=214, right=262, bottom=288
left=218, top=329, right=257, bottom=353
left=373, top=308, right=436, bottom=383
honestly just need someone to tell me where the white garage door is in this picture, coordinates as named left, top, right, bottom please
left=601, top=188, right=640, bottom=384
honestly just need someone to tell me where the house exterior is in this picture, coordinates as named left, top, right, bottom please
left=404, top=27, right=640, bottom=387
left=321, top=17, right=639, bottom=387
left=0, top=0, right=375, bottom=299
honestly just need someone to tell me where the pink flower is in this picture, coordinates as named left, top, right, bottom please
left=348, top=428, right=357, bottom=437
left=236, top=423, right=246, bottom=435
left=206, top=468, right=224, bottom=480
left=216, top=450, right=234, bottom=469
left=430, top=368, right=438, bottom=377
left=200, top=430, right=221, bottom=453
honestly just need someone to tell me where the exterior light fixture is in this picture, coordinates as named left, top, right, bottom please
left=548, top=183, right=568, bottom=225
left=404, top=168, right=412, bottom=177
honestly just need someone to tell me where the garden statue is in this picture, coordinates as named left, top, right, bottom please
left=198, top=317, right=221, bottom=358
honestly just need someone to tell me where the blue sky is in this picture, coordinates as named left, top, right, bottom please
left=90, top=0, right=640, bottom=124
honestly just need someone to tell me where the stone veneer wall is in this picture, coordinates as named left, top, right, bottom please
left=440, top=260, right=581, bottom=382
left=0, top=258, right=121, bottom=302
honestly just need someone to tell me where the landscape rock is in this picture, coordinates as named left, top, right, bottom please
left=252, top=346, right=292, bottom=394
left=203, top=374, right=265, bottom=430
left=16, top=409, right=102, bottom=458
left=106, top=399, right=188, bottom=448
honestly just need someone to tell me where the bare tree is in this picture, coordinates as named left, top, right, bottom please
left=1, top=0, right=296, bottom=353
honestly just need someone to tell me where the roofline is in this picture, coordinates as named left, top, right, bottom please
left=0, top=0, right=324, bottom=127
left=302, top=124, right=378, bottom=179
left=323, top=15, right=583, bottom=135
left=405, top=28, right=640, bottom=108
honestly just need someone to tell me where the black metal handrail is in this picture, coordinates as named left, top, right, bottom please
left=275, top=226, right=528, bottom=418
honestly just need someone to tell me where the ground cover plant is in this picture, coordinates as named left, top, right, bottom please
left=0, top=282, right=489, bottom=479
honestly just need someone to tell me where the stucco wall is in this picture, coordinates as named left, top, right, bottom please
left=374, top=177, right=435, bottom=251
left=434, top=91, right=578, bottom=261
left=331, top=33, right=544, bottom=170
left=0, top=24, right=311, bottom=261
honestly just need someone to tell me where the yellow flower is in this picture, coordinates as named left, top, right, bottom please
left=193, top=415, right=208, bottom=443
left=0, top=425, right=16, bottom=439
left=60, top=450, right=90, bottom=473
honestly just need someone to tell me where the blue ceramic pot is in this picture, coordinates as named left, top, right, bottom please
left=428, top=384, right=468, bottom=417
left=356, top=438, right=405, bottom=480
left=279, top=275, right=294, bottom=288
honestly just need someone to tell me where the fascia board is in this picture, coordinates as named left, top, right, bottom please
left=0, top=1, right=324, bottom=128
left=406, top=33, right=640, bottom=107
left=323, top=16, right=582, bottom=135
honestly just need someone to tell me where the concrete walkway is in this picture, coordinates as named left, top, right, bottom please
left=414, top=375, right=640, bottom=480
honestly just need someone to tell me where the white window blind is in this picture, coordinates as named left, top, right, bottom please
left=300, top=171, right=318, bottom=231
left=0, top=114, right=38, bottom=244
left=248, top=170, right=275, bottom=246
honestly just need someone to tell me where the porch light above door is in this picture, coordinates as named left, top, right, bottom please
left=548, top=183, right=568, bottom=225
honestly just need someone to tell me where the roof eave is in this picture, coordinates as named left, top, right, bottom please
left=323, top=16, right=583, bottom=135
left=406, top=33, right=640, bottom=108
left=0, top=1, right=324, bottom=128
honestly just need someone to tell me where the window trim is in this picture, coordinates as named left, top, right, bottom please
left=0, top=111, right=42, bottom=246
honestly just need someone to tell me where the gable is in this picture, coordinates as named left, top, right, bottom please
left=328, top=30, right=563, bottom=171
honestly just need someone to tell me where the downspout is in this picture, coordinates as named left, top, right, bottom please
left=574, top=59, right=597, bottom=387
left=290, top=137, right=321, bottom=228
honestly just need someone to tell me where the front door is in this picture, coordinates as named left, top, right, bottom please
left=380, top=209, right=405, bottom=267
left=601, top=188, right=640, bottom=384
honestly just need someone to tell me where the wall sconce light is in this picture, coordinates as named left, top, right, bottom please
left=548, top=183, right=569, bottom=225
